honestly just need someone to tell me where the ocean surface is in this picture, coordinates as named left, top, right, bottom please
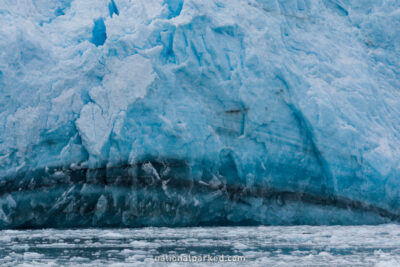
left=1, top=225, right=400, bottom=266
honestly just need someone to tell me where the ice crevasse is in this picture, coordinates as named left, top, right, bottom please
left=0, top=0, right=399, bottom=228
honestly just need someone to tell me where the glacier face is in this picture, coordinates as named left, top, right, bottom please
left=0, top=0, right=399, bottom=228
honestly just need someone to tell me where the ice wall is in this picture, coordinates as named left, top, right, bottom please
left=0, top=0, right=399, bottom=228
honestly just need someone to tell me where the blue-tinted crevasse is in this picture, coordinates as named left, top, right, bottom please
left=91, top=18, right=107, bottom=46
left=109, top=0, right=119, bottom=17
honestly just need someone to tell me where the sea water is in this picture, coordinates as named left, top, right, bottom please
left=1, top=225, right=400, bottom=266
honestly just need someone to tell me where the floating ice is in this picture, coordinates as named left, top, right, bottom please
left=1, top=225, right=400, bottom=266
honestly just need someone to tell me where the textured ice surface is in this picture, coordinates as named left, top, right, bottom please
left=1, top=225, right=400, bottom=266
left=0, top=0, right=400, bottom=228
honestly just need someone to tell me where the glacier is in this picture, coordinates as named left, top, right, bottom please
left=0, top=0, right=399, bottom=228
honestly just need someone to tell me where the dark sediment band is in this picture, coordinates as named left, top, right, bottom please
left=0, top=159, right=398, bottom=229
